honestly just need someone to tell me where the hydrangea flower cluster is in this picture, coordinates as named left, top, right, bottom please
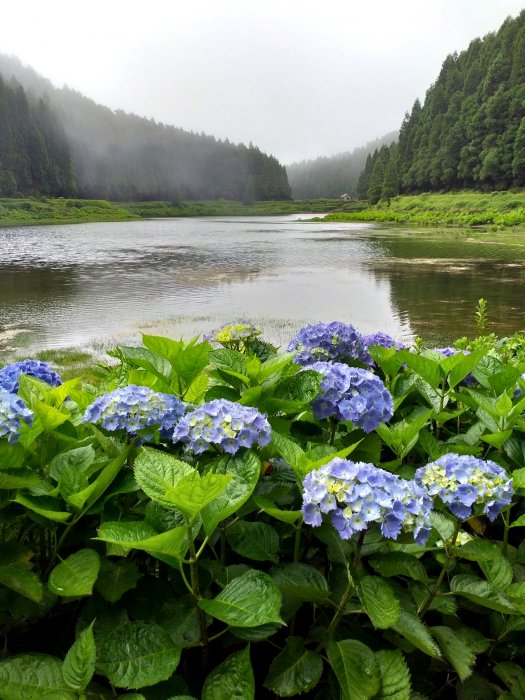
left=310, top=362, right=393, bottom=432
left=288, top=321, right=368, bottom=366
left=172, top=399, right=271, bottom=454
left=362, top=332, right=406, bottom=366
left=83, top=385, right=186, bottom=437
left=0, top=388, right=33, bottom=444
left=205, top=321, right=262, bottom=346
left=0, top=359, right=62, bottom=393
left=415, top=453, right=513, bottom=521
left=302, top=458, right=432, bottom=544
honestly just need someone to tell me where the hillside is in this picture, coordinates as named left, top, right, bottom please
left=286, top=131, right=397, bottom=199
left=0, top=55, right=291, bottom=201
left=358, top=10, right=525, bottom=201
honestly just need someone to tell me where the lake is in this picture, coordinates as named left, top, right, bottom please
left=1, top=215, right=525, bottom=355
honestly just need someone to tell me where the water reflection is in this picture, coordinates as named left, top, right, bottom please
left=1, top=217, right=524, bottom=354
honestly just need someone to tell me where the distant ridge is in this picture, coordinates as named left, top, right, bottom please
left=286, top=131, right=398, bottom=199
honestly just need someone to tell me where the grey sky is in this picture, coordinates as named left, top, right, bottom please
left=0, top=0, right=523, bottom=163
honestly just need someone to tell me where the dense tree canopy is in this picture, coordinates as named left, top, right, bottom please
left=358, top=10, right=525, bottom=201
left=0, top=55, right=291, bottom=201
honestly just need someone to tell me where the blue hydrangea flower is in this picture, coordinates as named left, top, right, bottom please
left=302, top=458, right=432, bottom=544
left=288, top=321, right=368, bottom=366
left=415, top=453, right=513, bottom=521
left=362, top=332, right=406, bottom=366
left=172, top=399, right=271, bottom=455
left=0, top=388, right=33, bottom=444
left=310, top=362, right=393, bottom=432
left=0, top=359, right=62, bottom=393
left=83, top=385, right=186, bottom=438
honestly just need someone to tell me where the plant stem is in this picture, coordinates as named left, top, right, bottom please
left=419, top=522, right=460, bottom=616
left=328, top=417, right=338, bottom=446
left=185, top=517, right=209, bottom=667
left=293, top=521, right=303, bottom=562
left=502, top=505, right=511, bottom=557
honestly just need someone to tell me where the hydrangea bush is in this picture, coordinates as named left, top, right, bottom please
left=0, top=324, right=525, bottom=700
left=0, top=358, right=62, bottom=393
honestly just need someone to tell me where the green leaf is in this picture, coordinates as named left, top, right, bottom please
left=13, top=494, right=71, bottom=522
left=457, top=539, right=503, bottom=561
left=271, top=563, right=329, bottom=602
left=134, top=448, right=195, bottom=508
left=264, top=636, right=323, bottom=697
left=431, top=626, right=475, bottom=682
left=392, top=610, right=441, bottom=658
left=481, top=430, right=513, bottom=449
left=183, top=372, right=208, bottom=403
left=209, top=349, right=248, bottom=375
left=62, top=621, right=96, bottom=690
left=450, top=575, right=518, bottom=613
left=271, top=431, right=308, bottom=481
left=479, top=553, right=513, bottom=590
left=368, top=553, right=429, bottom=584
left=201, top=452, right=260, bottom=536
left=254, top=495, right=301, bottom=523
left=142, top=334, right=184, bottom=365
left=257, top=352, right=294, bottom=383
left=48, top=549, right=101, bottom=597
left=0, top=655, right=75, bottom=699
left=513, top=467, right=525, bottom=489
left=157, top=595, right=201, bottom=647
left=472, top=356, right=522, bottom=394
left=199, top=570, right=283, bottom=627
left=32, top=402, right=70, bottom=431
left=401, top=351, right=442, bottom=389
left=202, top=646, right=254, bottom=700
left=0, top=469, right=41, bottom=489
left=95, top=558, right=141, bottom=603
left=96, top=521, right=188, bottom=565
left=96, top=621, right=181, bottom=689
left=493, top=662, right=525, bottom=698
left=357, top=576, right=401, bottom=629
left=165, top=472, right=232, bottom=518
left=49, top=445, right=96, bottom=481
left=0, top=564, right=43, bottom=602
left=376, top=649, right=411, bottom=700
left=368, top=346, right=407, bottom=376
left=274, top=370, right=321, bottom=403
left=327, top=639, right=380, bottom=700
left=119, top=346, right=172, bottom=384
left=447, top=349, right=485, bottom=389
left=226, top=521, right=279, bottom=563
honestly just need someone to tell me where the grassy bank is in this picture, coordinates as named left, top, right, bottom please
left=0, top=197, right=341, bottom=226
left=0, top=197, right=140, bottom=226
left=321, top=190, right=525, bottom=228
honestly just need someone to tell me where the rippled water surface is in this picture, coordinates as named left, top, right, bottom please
left=1, top=215, right=525, bottom=353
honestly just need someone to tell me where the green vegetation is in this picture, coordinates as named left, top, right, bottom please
left=1, top=323, right=525, bottom=697
left=0, top=197, right=342, bottom=226
left=357, top=11, right=525, bottom=203
left=322, top=190, right=525, bottom=228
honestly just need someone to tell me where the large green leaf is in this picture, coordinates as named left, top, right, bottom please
left=368, top=553, right=429, bottom=584
left=48, top=549, right=101, bottom=597
left=0, top=469, right=41, bottom=489
left=392, top=611, right=441, bottom=658
left=357, top=576, right=400, bottom=629
left=199, top=570, right=283, bottom=627
left=62, top=621, right=96, bottom=690
left=264, top=636, right=323, bottom=697
left=270, top=563, right=329, bottom=602
left=226, top=521, right=279, bottom=563
left=96, top=521, right=188, bottom=565
left=201, top=453, right=260, bottom=536
left=450, top=575, right=518, bottom=613
left=0, top=564, right=43, bottom=602
left=401, top=352, right=442, bottom=389
left=0, top=655, right=76, bottom=699
left=432, top=626, right=475, bottom=682
left=95, top=558, right=141, bottom=603
left=49, top=445, right=96, bottom=481
left=118, top=346, right=172, bottom=384
left=457, top=539, right=504, bottom=562
left=254, top=495, right=301, bottom=524
left=96, top=621, right=181, bottom=689
left=479, top=553, right=513, bottom=590
left=134, top=448, right=195, bottom=508
left=165, top=472, right=232, bottom=518
left=376, top=649, right=411, bottom=700
left=327, top=639, right=380, bottom=700
left=201, top=646, right=255, bottom=700
left=13, top=494, right=71, bottom=522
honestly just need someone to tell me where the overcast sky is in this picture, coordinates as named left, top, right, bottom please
left=0, top=0, right=523, bottom=163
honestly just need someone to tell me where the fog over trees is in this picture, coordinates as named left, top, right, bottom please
left=0, top=55, right=291, bottom=201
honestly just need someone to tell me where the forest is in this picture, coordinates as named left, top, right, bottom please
left=0, top=55, right=291, bottom=202
left=358, top=10, right=525, bottom=203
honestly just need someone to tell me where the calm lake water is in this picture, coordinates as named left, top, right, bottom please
left=1, top=215, right=525, bottom=355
